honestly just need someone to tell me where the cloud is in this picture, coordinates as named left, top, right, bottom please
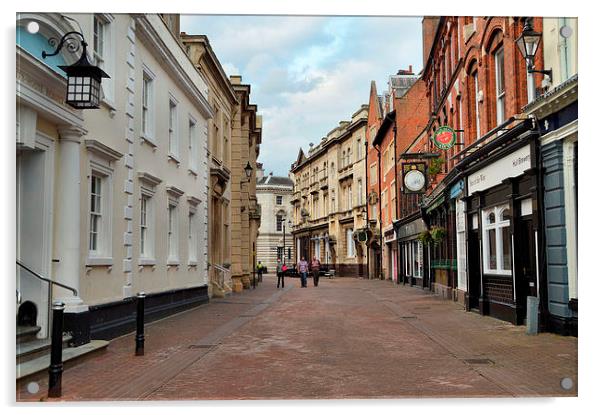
left=181, top=15, right=423, bottom=176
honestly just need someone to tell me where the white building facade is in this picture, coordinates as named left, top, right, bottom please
left=256, top=168, right=294, bottom=273
left=16, top=13, right=212, bottom=345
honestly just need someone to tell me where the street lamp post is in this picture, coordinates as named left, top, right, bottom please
left=515, top=18, right=553, bottom=80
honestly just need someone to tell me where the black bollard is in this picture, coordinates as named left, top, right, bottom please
left=135, top=292, right=145, bottom=356
left=48, top=301, right=65, bottom=398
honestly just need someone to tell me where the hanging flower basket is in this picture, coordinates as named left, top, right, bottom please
left=430, top=226, right=447, bottom=244
left=417, top=230, right=433, bottom=245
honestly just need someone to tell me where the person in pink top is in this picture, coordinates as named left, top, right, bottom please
left=297, top=257, right=309, bottom=288
left=311, top=257, right=321, bottom=287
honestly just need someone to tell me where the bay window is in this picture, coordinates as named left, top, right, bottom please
left=482, top=205, right=512, bottom=275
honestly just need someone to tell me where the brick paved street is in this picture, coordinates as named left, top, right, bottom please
left=17, top=276, right=577, bottom=401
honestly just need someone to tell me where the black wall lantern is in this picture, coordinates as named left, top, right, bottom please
left=515, top=18, right=552, bottom=81
left=42, top=30, right=110, bottom=109
left=244, top=161, right=253, bottom=182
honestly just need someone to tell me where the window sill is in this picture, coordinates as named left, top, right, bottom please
left=168, top=154, right=181, bottom=165
left=138, top=258, right=156, bottom=266
left=167, top=259, right=180, bottom=266
left=140, top=135, right=157, bottom=149
left=188, top=261, right=198, bottom=267
left=86, top=257, right=113, bottom=267
left=188, top=168, right=198, bottom=176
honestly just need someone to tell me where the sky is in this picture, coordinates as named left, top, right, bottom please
left=181, top=15, right=424, bottom=177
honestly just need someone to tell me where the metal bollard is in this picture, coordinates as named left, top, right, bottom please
left=48, top=301, right=65, bottom=398
left=526, top=295, right=539, bottom=335
left=135, top=292, right=145, bottom=356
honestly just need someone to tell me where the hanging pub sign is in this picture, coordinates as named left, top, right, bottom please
left=431, top=126, right=456, bottom=150
left=401, top=162, right=427, bottom=194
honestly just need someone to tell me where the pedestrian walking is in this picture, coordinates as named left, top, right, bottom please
left=298, top=257, right=309, bottom=288
left=311, top=257, right=321, bottom=287
left=256, top=260, right=265, bottom=282
left=276, top=258, right=285, bottom=288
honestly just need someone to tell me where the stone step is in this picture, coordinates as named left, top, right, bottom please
left=16, top=340, right=109, bottom=380
left=17, top=334, right=72, bottom=363
left=16, top=325, right=41, bottom=344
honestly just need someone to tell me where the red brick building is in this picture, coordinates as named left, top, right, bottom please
left=398, top=17, right=547, bottom=327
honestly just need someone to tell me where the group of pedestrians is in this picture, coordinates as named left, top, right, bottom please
left=275, top=256, right=322, bottom=288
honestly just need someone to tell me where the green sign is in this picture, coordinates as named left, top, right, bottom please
left=432, top=126, right=456, bottom=150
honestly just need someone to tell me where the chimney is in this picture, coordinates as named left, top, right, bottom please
left=422, top=17, right=441, bottom=69
left=397, top=65, right=415, bottom=76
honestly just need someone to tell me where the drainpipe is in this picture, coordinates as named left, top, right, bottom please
left=364, top=136, right=370, bottom=279
left=393, top=122, right=400, bottom=284
left=376, top=143, right=383, bottom=280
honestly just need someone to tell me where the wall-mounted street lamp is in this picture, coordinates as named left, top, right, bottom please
left=244, top=161, right=253, bottom=182
left=42, top=29, right=109, bottom=109
left=515, top=18, right=552, bottom=81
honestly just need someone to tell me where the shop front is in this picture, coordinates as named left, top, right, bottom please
left=395, top=214, right=427, bottom=288
left=462, top=138, right=541, bottom=325
left=383, top=226, right=397, bottom=281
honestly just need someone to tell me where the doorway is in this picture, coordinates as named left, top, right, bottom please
left=467, top=228, right=481, bottom=311
left=515, top=215, right=537, bottom=323
left=16, top=137, right=54, bottom=338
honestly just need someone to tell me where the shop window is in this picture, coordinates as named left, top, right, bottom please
left=482, top=204, right=511, bottom=275
left=413, top=240, right=423, bottom=278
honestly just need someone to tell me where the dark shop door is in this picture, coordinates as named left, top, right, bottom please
left=467, top=229, right=481, bottom=310
left=516, top=216, right=537, bottom=323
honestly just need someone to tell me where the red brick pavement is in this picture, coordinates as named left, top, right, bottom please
left=16, top=276, right=577, bottom=401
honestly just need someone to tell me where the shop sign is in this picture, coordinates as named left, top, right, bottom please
left=467, top=145, right=531, bottom=196
left=431, top=126, right=456, bottom=150
left=449, top=179, right=464, bottom=199
left=384, top=227, right=396, bottom=243
left=397, top=218, right=427, bottom=239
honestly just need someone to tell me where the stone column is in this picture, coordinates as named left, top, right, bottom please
left=55, top=127, right=90, bottom=346
left=54, top=127, right=87, bottom=311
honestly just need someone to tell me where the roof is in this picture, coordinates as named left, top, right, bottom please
left=257, top=175, right=294, bottom=187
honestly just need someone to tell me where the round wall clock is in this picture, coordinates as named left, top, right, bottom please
left=404, top=169, right=426, bottom=192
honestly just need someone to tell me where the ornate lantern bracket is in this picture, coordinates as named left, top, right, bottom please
left=42, top=30, right=110, bottom=109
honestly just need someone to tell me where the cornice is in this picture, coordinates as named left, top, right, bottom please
left=85, top=139, right=123, bottom=161
left=133, top=14, right=213, bottom=119
left=137, top=171, right=162, bottom=186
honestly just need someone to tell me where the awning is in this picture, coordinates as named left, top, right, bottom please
left=425, top=194, right=445, bottom=214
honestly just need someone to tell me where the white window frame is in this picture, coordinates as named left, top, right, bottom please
left=473, top=71, right=481, bottom=140
left=482, top=204, right=512, bottom=275
left=93, top=14, right=115, bottom=105
left=413, top=240, right=423, bottom=278
left=188, top=206, right=198, bottom=265
left=370, top=163, right=377, bottom=185
left=346, top=228, right=356, bottom=258
left=382, top=189, right=388, bottom=224
left=167, top=200, right=179, bottom=264
left=276, top=214, right=283, bottom=232
left=141, top=66, right=156, bottom=144
left=347, top=184, right=353, bottom=210
left=358, top=178, right=363, bottom=206
left=168, top=96, right=179, bottom=161
left=86, top=162, right=113, bottom=266
left=188, top=116, right=198, bottom=174
left=139, top=187, right=156, bottom=264
left=390, top=181, right=396, bottom=221
left=494, top=47, right=506, bottom=126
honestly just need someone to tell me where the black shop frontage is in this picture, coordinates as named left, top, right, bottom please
left=458, top=123, right=544, bottom=326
